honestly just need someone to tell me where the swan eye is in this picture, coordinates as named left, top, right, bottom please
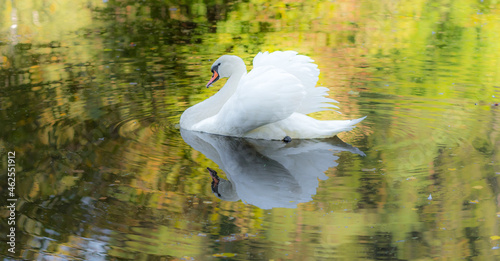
left=211, top=62, right=221, bottom=73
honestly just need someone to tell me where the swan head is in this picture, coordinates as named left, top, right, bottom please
left=207, top=167, right=239, bottom=202
left=206, top=55, right=244, bottom=87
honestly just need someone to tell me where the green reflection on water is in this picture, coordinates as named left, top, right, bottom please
left=0, top=0, right=499, bottom=260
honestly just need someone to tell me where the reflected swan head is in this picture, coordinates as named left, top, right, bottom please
left=206, top=55, right=244, bottom=87
left=207, top=167, right=239, bottom=202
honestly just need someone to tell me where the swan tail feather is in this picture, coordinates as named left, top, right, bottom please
left=321, top=116, right=367, bottom=136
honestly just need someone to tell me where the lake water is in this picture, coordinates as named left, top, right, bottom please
left=1, top=0, right=499, bottom=260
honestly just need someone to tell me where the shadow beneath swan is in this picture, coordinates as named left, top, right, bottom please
left=181, top=129, right=365, bottom=209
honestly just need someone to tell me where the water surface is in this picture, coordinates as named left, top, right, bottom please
left=0, top=0, right=499, bottom=260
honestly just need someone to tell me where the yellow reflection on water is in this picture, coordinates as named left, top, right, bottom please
left=1, top=0, right=499, bottom=260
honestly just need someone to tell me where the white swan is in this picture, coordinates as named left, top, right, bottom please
left=180, top=51, right=365, bottom=140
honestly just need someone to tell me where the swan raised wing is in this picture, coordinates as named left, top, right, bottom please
left=253, top=51, right=339, bottom=114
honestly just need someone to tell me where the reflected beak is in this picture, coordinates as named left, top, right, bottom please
left=207, top=167, right=221, bottom=196
left=207, top=167, right=219, bottom=184
left=206, top=70, right=219, bottom=88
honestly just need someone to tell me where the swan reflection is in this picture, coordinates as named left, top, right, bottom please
left=181, top=129, right=365, bottom=209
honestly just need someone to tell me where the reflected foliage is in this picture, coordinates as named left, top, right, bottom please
left=0, top=0, right=499, bottom=260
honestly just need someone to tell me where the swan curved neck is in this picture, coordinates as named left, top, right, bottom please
left=180, top=59, right=246, bottom=129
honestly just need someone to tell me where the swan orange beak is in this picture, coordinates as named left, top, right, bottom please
left=206, top=70, right=219, bottom=88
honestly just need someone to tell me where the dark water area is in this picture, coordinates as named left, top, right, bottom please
left=0, top=0, right=499, bottom=260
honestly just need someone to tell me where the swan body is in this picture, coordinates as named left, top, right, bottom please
left=180, top=51, right=365, bottom=140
